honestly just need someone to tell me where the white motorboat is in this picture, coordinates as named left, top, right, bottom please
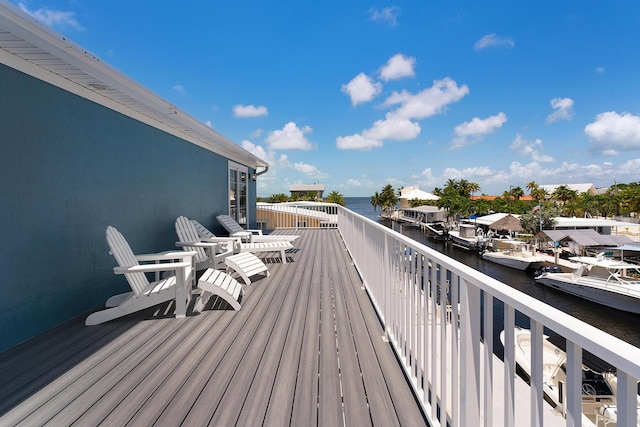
left=534, top=254, right=640, bottom=315
left=482, top=239, right=545, bottom=270
left=501, top=327, right=616, bottom=425
left=448, top=224, right=487, bottom=251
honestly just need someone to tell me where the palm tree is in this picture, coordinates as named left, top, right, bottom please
left=511, top=186, right=524, bottom=200
left=552, top=185, right=577, bottom=205
left=379, top=184, right=398, bottom=213
left=326, top=190, right=345, bottom=206
left=267, top=193, right=290, bottom=203
left=526, top=181, right=538, bottom=195
left=370, top=192, right=381, bottom=211
left=458, top=179, right=480, bottom=197
left=531, top=187, right=548, bottom=202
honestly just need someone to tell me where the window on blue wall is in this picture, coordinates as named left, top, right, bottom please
left=228, top=162, right=248, bottom=226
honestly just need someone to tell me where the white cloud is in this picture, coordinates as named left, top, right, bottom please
left=474, top=34, right=515, bottom=50
left=449, top=112, right=507, bottom=149
left=368, top=6, right=400, bottom=26
left=250, top=128, right=263, bottom=138
left=509, top=133, right=555, bottom=162
left=241, top=141, right=327, bottom=181
left=266, top=122, right=315, bottom=150
left=384, top=77, right=470, bottom=120
left=379, top=53, right=416, bottom=81
left=546, top=97, right=574, bottom=123
left=584, top=111, right=640, bottom=155
left=241, top=140, right=270, bottom=162
left=336, top=134, right=383, bottom=151
left=19, top=3, right=85, bottom=31
left=364, top=115, right=421, bottom=141
left=293, top=162, right=328, bottom=179
left=337, top=77, right=468, bottom=150
left=233, top=104, right=268, bottom=118
left=205, top=120, right=213, bottom=128
left=341, top=73, right=382, bottom=106
left=595, top=66, right=605, bottom=74
left=172, top=85, right=185, bottom=95
left=336, top=115, right=420, bottom=151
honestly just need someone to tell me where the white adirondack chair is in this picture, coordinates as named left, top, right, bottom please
left=192, top=219, right=294, bottom=263
left=176, top=216, right=269, bottom=284
left=216, top=214, right=299, bottom=243
left=85, top=226, right=195, bottom=326
left=175, top=216, right=233, bottom=271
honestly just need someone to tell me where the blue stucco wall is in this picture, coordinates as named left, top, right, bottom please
left=0, top=64, right=256, bottom=351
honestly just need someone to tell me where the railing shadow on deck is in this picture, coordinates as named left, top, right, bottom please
left=262, top=202, right=640, bottom=427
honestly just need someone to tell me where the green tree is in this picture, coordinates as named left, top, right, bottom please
left=370, top=191, right=381, bottom=211
left=551, top=185, right=578, bottom=205
left=379, top=184, right=398, bottom=213
left=326, top=190, right=346, bottom=206
left=266, top=193, right=290, bottom=203
left=519, top=204, right=561, bottom=234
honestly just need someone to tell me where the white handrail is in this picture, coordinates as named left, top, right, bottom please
left=336, top=205, right=640, bottom=427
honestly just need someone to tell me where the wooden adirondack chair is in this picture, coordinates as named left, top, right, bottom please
left=216, top=214, right=299, bottom=243
left=85, top=226, right=195, bottom=325
left=192, top=219, right=294, bottom=264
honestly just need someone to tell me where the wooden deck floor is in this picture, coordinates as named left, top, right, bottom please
left=0, top=229, right=427, bottom=426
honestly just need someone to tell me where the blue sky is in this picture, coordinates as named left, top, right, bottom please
left=13, top=0, right=640, bottom=197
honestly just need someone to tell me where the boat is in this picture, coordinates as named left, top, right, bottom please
left=448, top=223, right=487, bottom=251
left=534, top=253, right=640, bottom=315
left=501, top=327, right=616, bottom=425
left=481, top=239, right=545, bottom=270
left=423, top=221, right=449, bottom=240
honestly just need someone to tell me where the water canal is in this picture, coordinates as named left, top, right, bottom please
left=345, top=197, right=640, bottom=351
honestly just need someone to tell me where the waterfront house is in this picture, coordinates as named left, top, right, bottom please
left=0, top=2, right=267, bottom=351
left=289, top=183, right=325, bottom=200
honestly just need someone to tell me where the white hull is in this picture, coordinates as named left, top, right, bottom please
left=448, top=231, right=486, bottom=251
left=501, top=328, right=616, bottom=426
left=534, top=273, right=640, bottom=315
left=482, top=251, right=544, bottom=270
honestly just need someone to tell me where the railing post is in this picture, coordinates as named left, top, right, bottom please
left=503, top=305, right=515, bottom=427
left=483, top=292, right=493, bottom=427
left=530, top=319, right=543, bottom=427
left=460, top=278, right=481, bottom=426
left=565, top=340, right=582, bottom=427
left=616, top=369, right=637, bottom=427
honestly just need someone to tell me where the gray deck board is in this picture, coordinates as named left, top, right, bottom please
left=0, top=229, right=427, bottom=426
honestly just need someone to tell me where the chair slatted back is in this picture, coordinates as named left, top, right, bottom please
left=175, top=216, right=208, bottom=262
left=190, top=219, right=216, bottom=239
left=106, top=226, right=149, bottom=296
left=216, top=215, right=245, bottom=234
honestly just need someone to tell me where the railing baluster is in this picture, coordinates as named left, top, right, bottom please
left=483, top=292, right=493, bottom=427
left=530, top=319, right=543, bottom=427
left=503, top=305, right=515, bottom=427
left=565, top=340, right=582, bottom=427
left=460, top=278, right=481, bottom=426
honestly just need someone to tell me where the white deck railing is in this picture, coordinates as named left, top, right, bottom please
left=259, top=202, right=640, bottom=426
left=256, top=202, right=338, bottom=229
left=338, top=205, right=640, bottom=427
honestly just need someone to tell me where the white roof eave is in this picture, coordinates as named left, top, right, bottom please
left=0, top=1, right=268, bottom=170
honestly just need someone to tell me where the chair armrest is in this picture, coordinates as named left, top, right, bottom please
left=199, top=236, right=242, bottom=244
left=175, top=241, right=219, bottom=249
left=135, top=250, right=197, bottom=262
left=247, top=229, right=263, bottom=235
left=114, top=261, right=192, bottom=275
